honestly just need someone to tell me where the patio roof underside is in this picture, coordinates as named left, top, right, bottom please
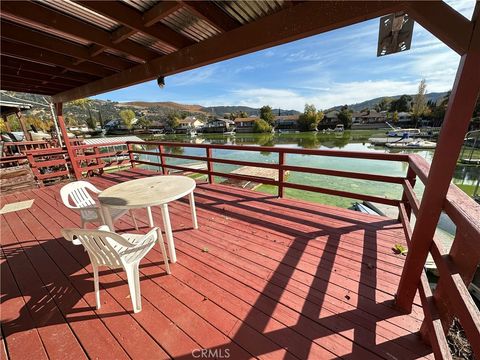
left=0, top=1, right=473, bottom=103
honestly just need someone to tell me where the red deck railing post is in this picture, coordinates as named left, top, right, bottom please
left=278, top=151, right=285, bottom=198
left=399, top=166, right=416, bottom=220
left=206, top=146, right=214, bottom=184
left=55, top=103, right=81, bottom=180
left=395, top=19, right=480, bottom=312
left=158, top=144, right=168, bottom=175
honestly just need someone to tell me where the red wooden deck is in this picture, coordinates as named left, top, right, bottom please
left=1, top=168, right=433, bottom=359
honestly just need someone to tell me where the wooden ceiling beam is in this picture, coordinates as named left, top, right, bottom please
left=1, top=22, right=135, bottom=71
left=111, top=26, right=138, bottom=44
left=1, top=40, right=115, bottom=78
left=53, top=1, right=405, bottom=102
left=1, top=82, right=59, bottom=94
left=405, top=1, right=473, bottom=55
left=143, top=1, right=183, bottom=27
left=0, top=1, right=155, bottom=61
left=77, top=1, right=194, bottom=50
left=1, top=77, right=70, bottom=92
left=1, top=70, right=81, bottom=87
left=1, top=56, right=98, bottom=83
left=180, top=1, right=240, bottom=32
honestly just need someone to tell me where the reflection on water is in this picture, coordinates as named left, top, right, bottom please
left=140, top=130, right=479, bottom=207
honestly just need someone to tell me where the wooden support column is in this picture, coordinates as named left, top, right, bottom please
left=2, top=115, right=11, bottom=132
left=395, top=15, right=480, bottom=312
left=16, top=110, right=32, bottom=141
left=55, top=103, right=81, bottom=180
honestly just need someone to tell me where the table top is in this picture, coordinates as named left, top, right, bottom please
left=98, top=175, right=196, bottom=209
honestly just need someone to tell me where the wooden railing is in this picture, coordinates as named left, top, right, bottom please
left=2, top=140, right=53, bottom=156
left=71, top=141, right=131, bottom=176
left=126, top=141, right=410, bottom=207
left=400, top=154, right=480, bottom=359
left=24, top=148, right=70, bottom=185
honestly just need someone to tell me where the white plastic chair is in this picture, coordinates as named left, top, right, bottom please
left=60, top=181, right=138, bottom=231
left=62, top=226, right=171, bottom=313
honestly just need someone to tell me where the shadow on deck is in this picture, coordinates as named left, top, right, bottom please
left=1, top=168, right=432, bottom=359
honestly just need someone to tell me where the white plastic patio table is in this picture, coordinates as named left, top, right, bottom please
left=98, top=175, right=198, bottom=263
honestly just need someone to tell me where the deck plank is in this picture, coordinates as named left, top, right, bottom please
left=0, top=169, right=433, bottom=359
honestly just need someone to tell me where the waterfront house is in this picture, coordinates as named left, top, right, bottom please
left=397, top=111, right=413, bottom=124
left=274, top=114, right=299, bottom=130
left=0, top=1, right=479, bottom=359
left=175, top=116, right=203, bottom=133
left=321, top=110, right=340, bottom=128
left=234, top=117, right=258, bottom=133
left=204, top=118, right=235, bottom=133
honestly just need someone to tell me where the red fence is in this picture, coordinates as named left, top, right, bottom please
left=126, top=141, right=410, bottom=207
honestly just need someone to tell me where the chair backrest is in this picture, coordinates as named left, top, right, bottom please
left=62, top=228, right=126, bottom=268
left=60, top=181, right=99, bottom=209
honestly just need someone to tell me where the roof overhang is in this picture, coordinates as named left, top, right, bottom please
left=0, top=1, right=474, bottom=103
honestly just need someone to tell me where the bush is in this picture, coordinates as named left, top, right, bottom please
left=253, top=119, right=272, bottom=133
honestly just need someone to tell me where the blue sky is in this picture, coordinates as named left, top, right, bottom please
left=94, top=0, right=475, bottom=111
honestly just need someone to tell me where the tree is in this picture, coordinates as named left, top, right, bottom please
left=166, top=110, right=180, bottom=129
left=375, top=97, right=391, bottom=112
left=260, top=105, right=275, bottom=125
left=136, top=116, right=152, bottom=129
left=119, top=109, right=135, bottom=130
left=298, top=104, right=323, bottom=131
left=252, top=119, right=272, bottom=133
left=392, top=111, right=399, bottom=123
left=389, top=95, right=412, bottom=112
left=98, top=111, right=105, bottom=128
left=85, top=108, right=97, bottom=130
left=411, top=79, right=427, bottom=124
left=337, top=107, right=353, bottom=129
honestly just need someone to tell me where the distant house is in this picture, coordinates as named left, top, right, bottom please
left=234, top=117, right=258, bottom=133
left=175, top=116, right=203, bottom=133
left=275, top=115, right=299, bottom=130
left=351, top=110, right=387, bottom=124
left=203, top=118, right=235, bottom=133
left=323, top=110, right=339, bottom=126
left=397, top=112, right=412, bottom=123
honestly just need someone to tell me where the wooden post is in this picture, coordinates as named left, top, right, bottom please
left=55, top=103, right=81, bottom=180
left=94, top=146, right=104, bottom=174
left=278, top=151, right=285, bottom=198
left=127, top=143, right=136, bottom=168
left=395, top=18, right=480, bottom=312
left=16, top=110, right=32, bottom=141
left=206, top=147, right=214, bottom=184
left=26, top=151, right=42, bottom=186
left=158, top=144, right=168, bottom=175
left=399, top=166, right=416, bottom=220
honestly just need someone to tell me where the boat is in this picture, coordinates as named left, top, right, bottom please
left=385, top=122, right=421, bottom=137
left=334, top=124, right=344, bottom=132
left=385, top=140, right=437, bottom=149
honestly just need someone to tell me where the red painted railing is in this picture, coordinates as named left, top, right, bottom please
left=70, top=141, right=131, bottom=176
left=400, top=154, right=480, bottom=358
left=126, top=141, right=410, bottom=207
left=24, top=147, right=70, bottom=185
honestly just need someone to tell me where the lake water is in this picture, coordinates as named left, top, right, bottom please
left=140, top=130, right=479, bottom=213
